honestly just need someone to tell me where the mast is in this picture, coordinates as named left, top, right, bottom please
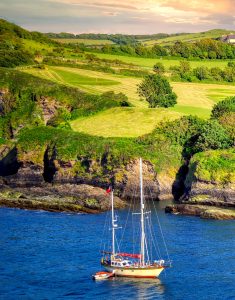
left=140, top=158, right=145, bottom=265
left=111, top=189, right=115, bottom=254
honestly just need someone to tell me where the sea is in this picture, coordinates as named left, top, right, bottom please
left=0, top=201, right=235, bottom=300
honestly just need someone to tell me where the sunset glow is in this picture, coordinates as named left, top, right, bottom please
left=1, top=0, right=234, bottom=33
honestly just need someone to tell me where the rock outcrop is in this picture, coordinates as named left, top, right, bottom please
left=165, top=204, right=235, bottom=220
left=38, top=96, right=63, bottom=125
left=0, top=184, right=125, bottom=213
left=0, top=144, right=177, bottom=212
left=166, top=150, right=235, bottom=220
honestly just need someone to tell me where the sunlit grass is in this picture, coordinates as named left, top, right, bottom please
left=70, top=107, right=182, bottom=137
left=22, top=65, right=235, bottom=137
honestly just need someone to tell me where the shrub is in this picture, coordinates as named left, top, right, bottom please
left=211, top=96, right=235, bottom=119
left=138, top=74, right=177, bottom=108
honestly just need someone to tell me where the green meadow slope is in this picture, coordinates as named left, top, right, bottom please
left=22, top=65, right=235, bottom=136
left=0, top=20, right=234, bottom=213
left=142, top=29, right=235, bottom=46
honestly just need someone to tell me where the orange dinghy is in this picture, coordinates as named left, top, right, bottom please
left=92, top=271, right=114, bottom=280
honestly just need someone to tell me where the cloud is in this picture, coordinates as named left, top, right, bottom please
left=1, top=0, right=235, bottom=34
left=102, top=11, right=119, bottom=16
left=160, top=0, right=233, bottom=14
left=49, top=0, right=139, bottom=10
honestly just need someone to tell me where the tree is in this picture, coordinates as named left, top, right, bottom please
left=138, top=74, right=177, bottom=108
left=101, top=91, right=129, bottom=106
left=179, top=61, right=191, bottom=74
left=193, top=120, right=232, bottom=152
left=217, top=112, right=235, bottom=144
left=153, top=62, right=165, bottom=75
left=193, top=66, right=210, bottom=80
left=211, top=96, right=235, bottom=119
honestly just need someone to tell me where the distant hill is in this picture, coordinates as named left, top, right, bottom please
left=0, top=19, right=58, bottom=67
left=0, top=18, right=56, bottom=44
left=142, top=29, right=235, bottom=46
left=44, top=29, right=235, bottom=46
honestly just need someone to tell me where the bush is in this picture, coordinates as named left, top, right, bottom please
left=193, top=120, right=232, bottom=152
left=0, top=49, right=34, bottom=67
left=211, top=96, right=235, bottom=119
left=138, top=74, right=177, bottom=108
left=153, top=62, right=165, bottom=75
left=153, top=116, right=232, bottom=157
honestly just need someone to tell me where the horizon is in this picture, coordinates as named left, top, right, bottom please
left=0, top=0, right=235, bottom=35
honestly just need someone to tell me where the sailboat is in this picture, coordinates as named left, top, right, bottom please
left=100, top=158, right=171, bottom=278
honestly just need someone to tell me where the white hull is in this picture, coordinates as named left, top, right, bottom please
left=103, top=264, right=164, bottom=278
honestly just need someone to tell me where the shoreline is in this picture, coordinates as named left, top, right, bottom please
left=0, top=198, right=100, bottom=214
left=165, top=204, right=235, bottom=220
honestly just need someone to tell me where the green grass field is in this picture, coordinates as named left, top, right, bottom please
left=54, top=38, right=114, bottom=45
left=22, top=39, right=55, bottom=52
left=140, top=29, right=235, bottom=46
left=92, top=53, right=232, bottom=70
left=70, top=107, right=182, bottom=137
left=22, top=65, right=235, bottom=137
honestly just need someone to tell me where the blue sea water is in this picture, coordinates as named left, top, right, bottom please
left=0, top=202, right=235, bottom=300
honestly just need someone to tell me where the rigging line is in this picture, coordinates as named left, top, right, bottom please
left=148, top=182, right=171, bottom=262
left=115, top=234, right=120, bottom=254
left=99, top=209, right=109, bottom=252
left=146, top=184, right=163, bottom=258
left=131, top=182, right=137, bottom=255
left=148, top=209, right=156, bottom=261
left=146, top=210, right=161, bottom=259
left=148, top=183, right=161, bottom=258
left=145, top=212, right=151, bottom=261
left=144, top=228, right=150, bottom=264
left=118, top=192, right=132, bottom=251
left=132, top=179, right=139, bottom=255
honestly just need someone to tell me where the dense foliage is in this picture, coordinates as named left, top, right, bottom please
left=211, top=96, right=235, bottom=144
left=152, top=115, right=233, bottom=157
left=170, top=62, right=235, bottom=83
left=188, top=149, right=235, bottom=184
left=138, top=75, right=177, bottom=108
left=211, top=96, right=235, bottom=119
left=0, top=19, right=58, bottom=67
left=0, top=68, right=130, bottom=138
left=45, top=32, right=184, bottom=45
left=93, top=39, right=235, bottom=60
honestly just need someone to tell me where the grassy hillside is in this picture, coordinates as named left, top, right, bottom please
left=0, top=68, right=128, bottom=139
left=23, top=66, right=235, bottom=106
left=70, top=107, right=181, bottom=137
left=54, top=38, right=114, bottom=46
left=22, top=65, right=235, bottom=136
left=93, top=53, right=231, bottom=70
left=142, top=29, right=235, bottom=46
left=187, top=148, right=235, bottom=184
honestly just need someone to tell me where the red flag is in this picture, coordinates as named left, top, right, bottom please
left=106, top=187, right=112, bottom=194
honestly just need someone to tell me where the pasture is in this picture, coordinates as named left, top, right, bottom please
left=22, top=39, right=54, bottom=52
left=23, top=65, right=235, bottom=137
left=92, top=53, right=232, bottom=70
left=70, top=107, right=181, bottom=137
left=141, top=29, right=235, bottom=46
left=54, top=38, right=114, bottom=45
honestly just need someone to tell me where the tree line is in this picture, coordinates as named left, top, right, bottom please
left=94, top=39, right=235, bottom=60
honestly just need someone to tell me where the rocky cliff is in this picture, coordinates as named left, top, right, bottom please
left=0, top=142, right=178, bottom=213
left=166, top=149, right=235, bottom=219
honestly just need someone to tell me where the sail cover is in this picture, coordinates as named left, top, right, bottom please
left=117, top=253, right=141, bottom=259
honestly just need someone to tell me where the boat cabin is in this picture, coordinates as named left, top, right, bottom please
left=111, top=259, right=131, bottom=267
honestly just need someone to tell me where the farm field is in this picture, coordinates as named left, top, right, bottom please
left=70, top=107, right=181, bottom=137
left=54, top=38, right=114, bottom=45
left=23, top=65, right=235, bottom=137
left=92, top=52, right=232, bottom=70
left=141, top=29, right=235, bottom=46
left=22, top=39, right=55, bottom=52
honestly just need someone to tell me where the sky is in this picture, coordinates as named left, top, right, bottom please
left=0, top=0, right=235, bottom=34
